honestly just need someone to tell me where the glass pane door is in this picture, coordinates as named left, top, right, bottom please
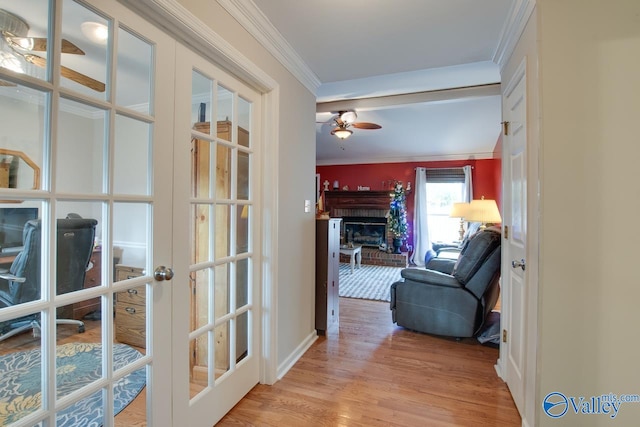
left=0, top=0, right=174, bottom=425
left=172, top=45, right=261, bottom=426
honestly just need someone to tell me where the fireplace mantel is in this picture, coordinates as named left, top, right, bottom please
left=324, top=191, right=392, bottom=216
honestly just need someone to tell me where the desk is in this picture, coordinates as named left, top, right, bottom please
left=340, top=245, right=362, bottom=274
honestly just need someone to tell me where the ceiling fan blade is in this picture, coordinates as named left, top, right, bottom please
left=352, top=122, right=382, bottom=130
left=8, top=37, right=85, bottom=55
left=24, top=54, right=105, bottom=92
left=0, top=79, right=17, bottom=87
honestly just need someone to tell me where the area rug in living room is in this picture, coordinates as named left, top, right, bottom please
left=339, top=263, right=404, bottom=302
left=0, top=342, right=145, bottom=426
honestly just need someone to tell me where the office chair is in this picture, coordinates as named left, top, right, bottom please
left=0, top=217, right=98, bottom=342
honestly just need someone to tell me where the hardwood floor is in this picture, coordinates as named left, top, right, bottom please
left=217, top=298, right=520, bottom=426
left=1, top=298, right=518, bottom=426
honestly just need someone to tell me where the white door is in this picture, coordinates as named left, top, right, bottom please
left=502, top=62, right=527, bottom=416
left=0, top=0, right=176, bottom=425
left=171, top=45, right=261, bottom=426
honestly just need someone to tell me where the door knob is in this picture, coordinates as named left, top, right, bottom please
left=154, top=265, right=174, bottom=281
left=511, top=259, right=526, bottom=271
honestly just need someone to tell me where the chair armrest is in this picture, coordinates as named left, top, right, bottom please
left=425, top=258, right=456, bottom=274
left=0, top=272, right=25, bottom=283
left=432, top=242, right=461, bottom=252
left=400, top=268, right=462, bottom=289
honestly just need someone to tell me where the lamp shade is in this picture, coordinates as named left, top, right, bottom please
left=466, top=199, right=502, bottom=224
left=449, top=202, right=470, bottom=218
left=332, top=126, right=352, bottom=139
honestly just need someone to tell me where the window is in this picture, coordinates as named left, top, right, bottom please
left=426, top=181, right=465, bottom=243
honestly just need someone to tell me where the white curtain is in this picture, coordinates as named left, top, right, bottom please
left=463, top=165, right=473, bottom=202
left=410, top=167, right=430, bottom=266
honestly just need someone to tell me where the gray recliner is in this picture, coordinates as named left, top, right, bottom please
left=390, top=228, right=501, bottom=338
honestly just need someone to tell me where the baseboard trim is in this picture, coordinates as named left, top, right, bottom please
left=276, top=331, right=318, bottom=380
left=495, top=357, right=505, bottom=380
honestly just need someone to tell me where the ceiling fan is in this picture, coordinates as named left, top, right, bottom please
left=327, top=110, right=382, bottom=140
left=0, top=9, right=105, bottom=92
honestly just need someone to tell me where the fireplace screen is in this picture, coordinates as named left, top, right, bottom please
left=343, top=217, right=387, bottom=247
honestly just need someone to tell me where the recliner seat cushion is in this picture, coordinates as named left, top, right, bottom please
left=452, top=229, right=501, bottom=285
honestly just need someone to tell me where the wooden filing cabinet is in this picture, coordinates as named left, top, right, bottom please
left=114, top=265, right=146, bottom=348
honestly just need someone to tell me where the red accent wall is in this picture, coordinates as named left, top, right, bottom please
left=316, top=158, right=502, bottom=248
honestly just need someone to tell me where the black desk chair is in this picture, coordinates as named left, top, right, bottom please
left=0, top=217, right=98, bottom=342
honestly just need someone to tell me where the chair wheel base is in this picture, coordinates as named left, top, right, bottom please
left=78, top=325, right=85, bottom=333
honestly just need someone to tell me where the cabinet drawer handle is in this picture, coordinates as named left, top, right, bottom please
left=125, top=307, right=136, bottom=314
left=127, top=289, right=138, bottom=294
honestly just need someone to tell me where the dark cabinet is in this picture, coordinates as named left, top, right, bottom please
left=316, top=218, right=341, bottom=335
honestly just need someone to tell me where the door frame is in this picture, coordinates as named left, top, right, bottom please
left=118, top=0, right=280, bottom=385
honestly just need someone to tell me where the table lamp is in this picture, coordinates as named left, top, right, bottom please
left=449, top=202, right=470, bottom=241
left=466, top=197, right=502, bottom=230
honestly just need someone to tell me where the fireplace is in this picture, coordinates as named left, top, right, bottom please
left=322, top=191, right=407, bottom=267
left=342, top=217, right=387, bottom=247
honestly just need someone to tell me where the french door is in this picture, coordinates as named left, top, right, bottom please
left=0, top=0, right=261, bottom=426
left=171, top=45, right=261, bottom=426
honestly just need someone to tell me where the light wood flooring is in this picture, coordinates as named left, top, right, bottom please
left=1, top=298, right=518, bottom=426
left=217, top=298, right=520, bottom=426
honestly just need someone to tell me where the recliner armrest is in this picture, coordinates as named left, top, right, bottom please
left=400, top=268, right=463, bottom=289
left=0, top=272, right=25, bottom=283
left=425, top=258, right=456, bottom=274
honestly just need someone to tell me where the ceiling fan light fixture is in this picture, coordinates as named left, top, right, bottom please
left=81, top=21, right=108, bottom=44
left=6, top=36, right=33, bottom=51
left=333, top=127, right=352, bottom=139
left=339, top=110, right=357, bottom=124
left=0, top=50, right=24, bottom=73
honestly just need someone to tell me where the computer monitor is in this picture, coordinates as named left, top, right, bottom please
left=0, top=207, right=39, bottom=251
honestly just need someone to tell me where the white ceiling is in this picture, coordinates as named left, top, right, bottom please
left=250, top=0, right=514, bottom=165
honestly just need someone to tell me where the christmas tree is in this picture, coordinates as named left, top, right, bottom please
left=388, top=182, right=408, bottom=240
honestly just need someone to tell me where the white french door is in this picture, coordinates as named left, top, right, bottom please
left=501, top=60, right=527, bottom=417
left=0, top=1, right=262, bottom=425
left=0, top=0, right=175, bottom=425
left=171, top=44, right=261, bottom=426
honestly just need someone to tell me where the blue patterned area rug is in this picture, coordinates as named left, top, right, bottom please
left=0, top=342, right=145, bottom=426
left=339, top=263, right=405, bottom=302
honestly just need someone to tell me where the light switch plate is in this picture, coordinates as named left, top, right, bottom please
left=304, top=199, right=312, bottom=213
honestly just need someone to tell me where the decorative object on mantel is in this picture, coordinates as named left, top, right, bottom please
left=323, top=180, right=330, bottom=192
left=333, top=180, right=339, bottom=190
left=387, top=181, right=408, bottom=254
left=357, top=186, right=370, bottom=191
left=342, top=185, right=349, bottom=191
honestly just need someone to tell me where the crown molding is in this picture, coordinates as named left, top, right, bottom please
left=118, top=0, right=277, bottom=93
left=316, top=152, right=497, bottom=167
left=493, top=0, right=536, bottom=71
left=217, top=0, right=320, bottom=95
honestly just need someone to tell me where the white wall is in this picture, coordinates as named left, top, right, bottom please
left=176, top=0, right=317, bottom=371
left=536, top=1, right=640, bottom=425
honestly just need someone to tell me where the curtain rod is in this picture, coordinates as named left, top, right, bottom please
left=414, top=166, right=474, bottom=170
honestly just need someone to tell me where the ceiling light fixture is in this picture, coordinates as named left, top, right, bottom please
left=0, top=50, right=23, bottom=73
left=332, top=125, right=353, bottom=139
left=81, top=21, right=108, bottom=44
left=340, top=110, right=357, bottom=124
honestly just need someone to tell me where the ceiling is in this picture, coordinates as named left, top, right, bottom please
left=250, top=0, right=514, bottom=165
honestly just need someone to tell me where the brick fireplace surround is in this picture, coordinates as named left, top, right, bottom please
left=324, top=191, right=409, bottom=268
